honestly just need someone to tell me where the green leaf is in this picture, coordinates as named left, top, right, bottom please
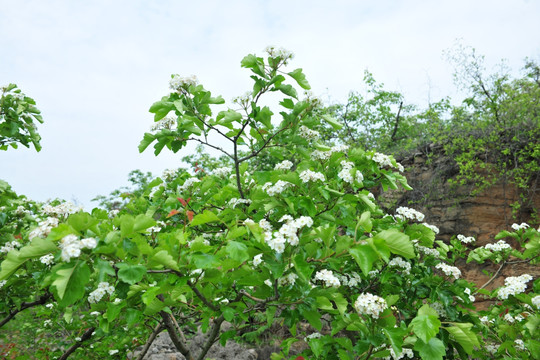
left=443, top=322, right=479, bottom=354
left=0, top=251, right=28, bottom=280
left=357, top=211, right=372, bottom=233
left=321, top=114, right=343, bottom=130
left=303, top=309, right=322, bottom=331
left=51, top=261, right=91, bottom=306
left=241, top=54, right=265, bottom=77
left=191, top=210, right=220, bottom=226
left=374, top=229, right=414, bottom=259
left=18, top=238, right=56, bottom=259
left=383, top=327, right=405, bottom=358
left=216, top=109, right=243, bottom=127
left=288, top=68, right=311, bottom=90
left=349, top=245, right=378, bottom=276
left=133, top=214, right=156, bottom=232
left=276, top=84, right=297, bottom=98
left=106, top=301, right=125, bottom=322
left=116, top=264, right=147, bottom=285
left=149, top=250, right=180, bottom=271
left=67, top=212, right=98, bottom=232
left=414, top=338, right=445, bottom=360
left=226, top=241, right=249, bottom=263
left=192, top=253, right=219, bottom=269
left=410, top=308, right=441, bottom=344
left=96, top=259, right=116, bottom=282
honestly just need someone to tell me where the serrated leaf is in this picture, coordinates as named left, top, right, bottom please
left=18, top=237, right=56, bottom=259
left=321, top=114, right=342, bottom=130
left=349, top=245, right=379, bottom=276
left=288, top=68, right=311, bottom=90
left=226, top=241, right=249, bottom=263
left=374, top=229, right=414, bottom=259
left=410, top=313, right=441, bottom=344
left=444, top=322, right=479, bottom=354
left=52, top=261, right=91, bottom=306
left=0, top=251, right=28, bottom=280
left=149, top=250, right=179, bottom=271
left=191, top=210, right=220, bottom=226
left=414, top=338, right=445, bottom=360
left=117, top=264, right=147, bottom=285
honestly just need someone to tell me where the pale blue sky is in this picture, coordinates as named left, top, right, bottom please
left=1, top=0, right=539, bottom=208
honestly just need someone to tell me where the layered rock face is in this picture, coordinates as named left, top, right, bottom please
left=380, top=146, right=540, bottom=298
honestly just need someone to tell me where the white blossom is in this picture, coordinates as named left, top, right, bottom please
left=421, top=223, right=439, bottom=234
left=514, top=339, right=525, bottom=351
left=42, top=202, right=82, bottom=218
left=151, top=116, right=176, bottom=131
left=161, top=168, right=177, bottom=180
left=395, top=207, right=425, bottom=222
left=299, top=170, right=325, bottom=183
left=278, top=272, right=298, bottom=286
left=29, top=217, right=59, bottom=240
left=497, top=274, right=533, bottom=300
left=298, top=125, right=320, bottom=140
left=109, top=349, right=119, bottom=356
left=457, top=234, right=475, bottom=244
left=371, top=152, right=404, bottom=172
left=264, top=279, right=273, bottom=287
left=532, top=295, right=540, bottom=308
left=511, top=222, right=529, bottom=231
left=264, top=46, right=294, bottom=64
left=228, top=198, right=252, bottom=208
left=354, top=293, right=388, bottom=319
left=484, top=240, right=512, bottom=252
left=213, top=167, right=232, bottom=177
left=314, top=269, right=341, bottom=287
left=88, top=282, right=115, bottom=303
left=252, top=254, right=263, bottom=267
left=81, top=237, right=98, bottom=249
left=262, top=180, right=293, bottom=196
left=179, top=177, right=200, bottom=192
left=274, top=160, right=294, bottom=171
left=435, top=263, right=461, bottom=279
left=0, top=240, right=22, bottom=253
left=169, top=74, right=198, bottom=90
left=40, top=254, right=55, bottom=266
left=43, top=319, right=52, bottom=327
left=388, top=257, right=411, bottom=275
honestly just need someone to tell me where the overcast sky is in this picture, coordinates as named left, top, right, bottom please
left=1, top=0, right=539, bottom=209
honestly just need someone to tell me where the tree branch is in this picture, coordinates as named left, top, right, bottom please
left=187, top=138, right=233, bottom=159
left=160, top=311, right=194, bottom=360
left=390, top=101, right=403, bottom=142
left=0, top=292, right=52, bottom=328
left=58, top=327, right=95, bottom=360
left=135, top=322, right=164, bottom=360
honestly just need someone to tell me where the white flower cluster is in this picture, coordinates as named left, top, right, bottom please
left=252, top=254, right=263, bottom=267
left=43, top=319, right=52, bottom=327
left=514, top=339, right=526, bottom=351
left=213, top=167, right=232, bottom=177
left=372, top=152, right=404, bottom=172
left=395, top=207, right=425, bottom=222
left=232, top=92, right=252, bottom=107
left=161, top=168, right=177, bottom=180
left=278, top=272, right=299, bottom=286
left=384, top=347, right=414, bottom=360
left=313, top=269, right=341, bottom=287
left=179, top=177, right=200, bottom=192
left=497, top=274, right=533, bottom=300
left=484, top=240, right=511, bottom=252
left=228, top=198, right=252, bottom=208
left=0, top=280, right=7, bottom=289
left=264, top=46, right=294, bottom=64
left=464, top=288, right=475, bottom=302
left=88, top=282, right=115, bottom=303
left=479, top=316, right=494, bottom=325
left=511, top=222, right=529, bottom=231
left=28, top=217, right=60, bottom=240
left=413, top=240, right=440, bottom=258
left=262, top=180, right=293, bottom=196
left=431, top=302, right=447, bottom=317
left=504, top=313, right=524, bottom=323
left=169, top=74, right=198, bottom=90
left=310, top=144, right=350, bottom=160
left=274, top=160, right=294, bottom=171
left=457, top=234, right=475, bottom=244
left=338, top=160, right=364, bottom=184
left=40, top=254, right=55, bottom=266
left=0, top=240, right=22, bottom=254
left=60, top=235, right=98, bottom=262
left=151, top=116, right=176, bottom=131
left=264, top=279, right=273, bottom=287
left=304, top=332, right=322, bottom=341
left=261, top=215, right=313, bottom=253
left=388, top=257, right=411, bottom=275
left=337, top=272, right=363, bottom=287
left=299, top=170, right=325, bottom=183
left=354, top=293, right=388, bottom=319
left=298, top=125, right=320, bottom=140
left=532, top=295, right=540, bottom=308
left=42, top=202, right=82, bottom=218
left=486, top=344, right=499, bottom=354
left=435, top=263, right=461, bottom=279
left=15, top=205, right=31, bottom=216
left=421, top=223, right=439, bottom=234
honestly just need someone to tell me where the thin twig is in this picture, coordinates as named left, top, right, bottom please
left=58, top=327, right=95, bottom=360
left=0, top=292, right=52, bottom=328
left=135, top=323, right=164, bottom=360
left=477, top=261, right=506, bottom=292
